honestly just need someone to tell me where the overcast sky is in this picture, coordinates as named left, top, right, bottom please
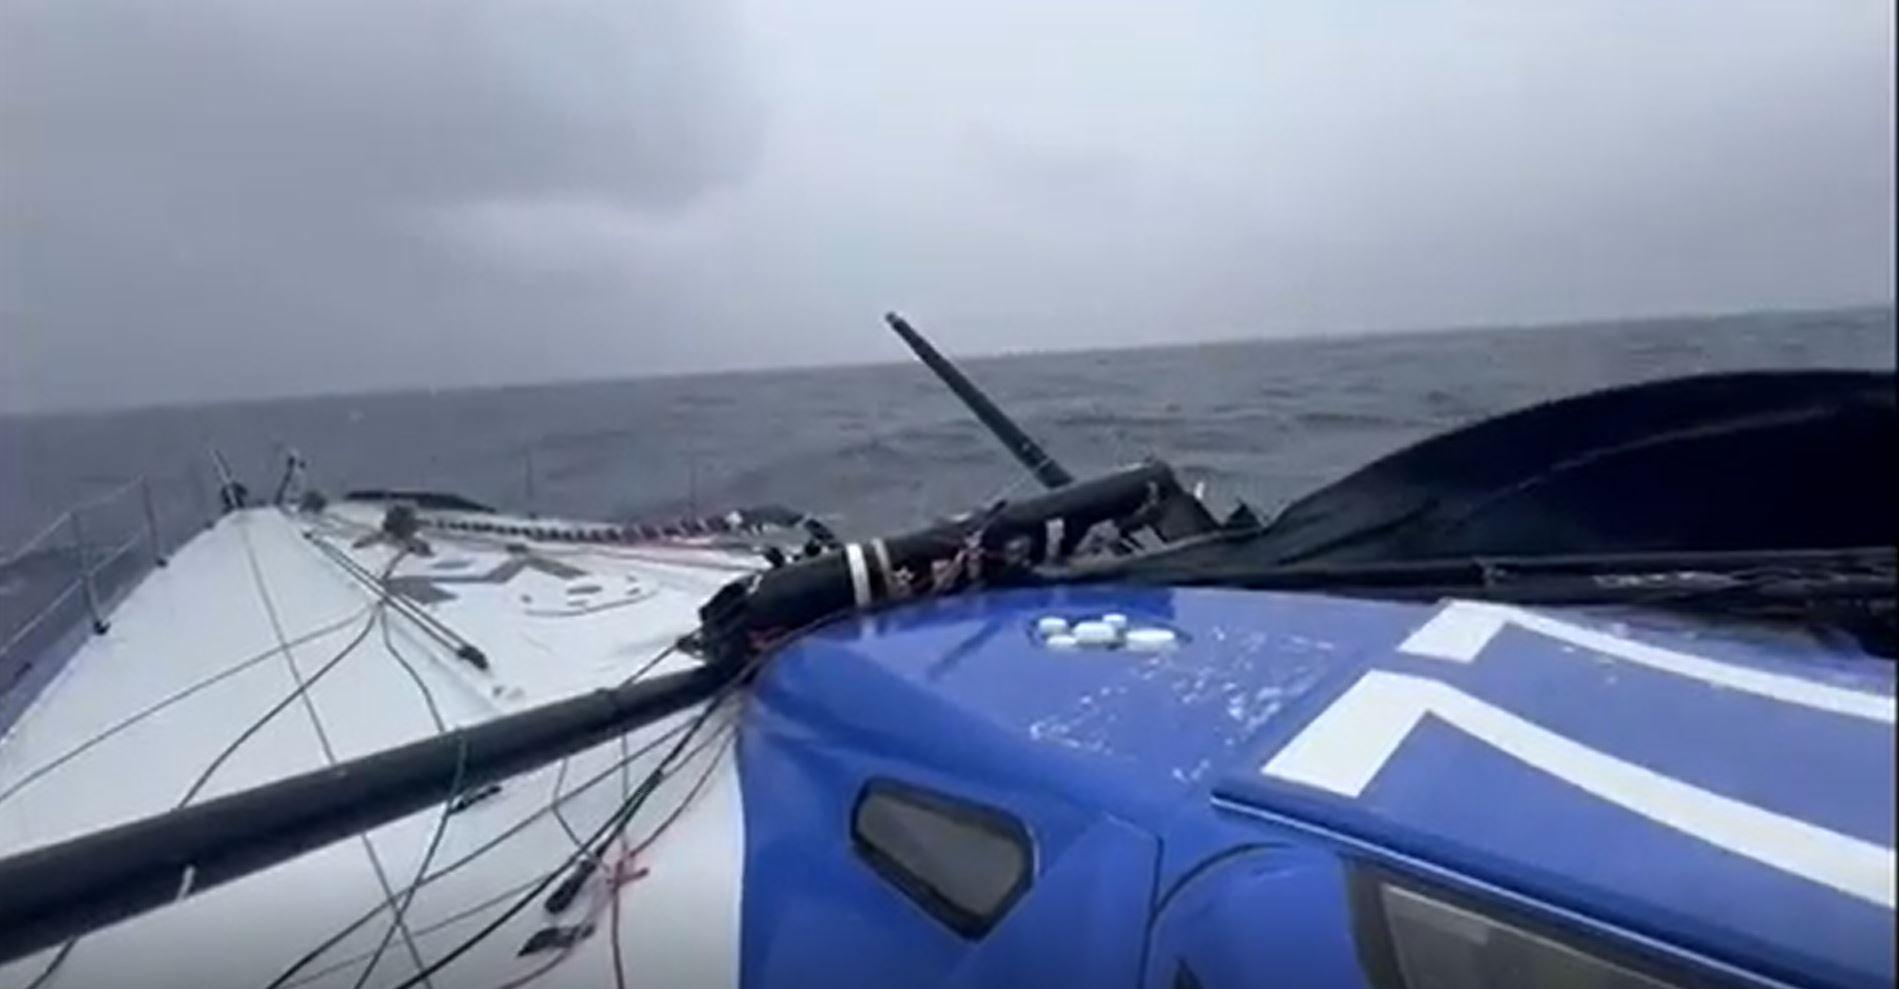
left=2, top=1, right=1893, bottom=411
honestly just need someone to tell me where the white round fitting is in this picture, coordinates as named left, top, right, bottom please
left=1124, top=628, right=1179, bottom=652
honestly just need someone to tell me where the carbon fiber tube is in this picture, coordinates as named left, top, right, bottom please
left=695, top=461, right=1204, bottom=664
left=884, top=312, right=1075, bottom=489
left=0, top=662, right=729, bottom=965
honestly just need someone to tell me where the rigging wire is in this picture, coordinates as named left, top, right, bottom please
left=25, top=532, right=406, bottom=989
left=281, top=491, right=1022, bottom=988
left=0, top=605, right=373, bottom=810
left=229, top=524, right=437, bottom=988
left=546, top=755, right=596, bottom=865
left=492, top=722, right=739, bottom=989
left=266, top=710, right=707, bottom=989
left=16, top=489, right=825, bottom=987
left=549, top=640, right=682, bottom=863
left=176, top=603, right=384, bottom=805
left=613, top=719, right=740, bottom=864
left=272, top=715, right=739, bottom=989
left=20, top=942, right=72, bottom=989
left=617, top=641, right=680, bottom=689
left=543, top=527, right=1025, bottom=987
left=178, top=540, right=409, bottom=804
left=380, top=658, right=762, bottom=989
left=269, top=536, right=881, bottom=988
left=347, top=734, right=469, bottom=989
left=8, top=494, right=770, bottom=988
left=378, top=610, right=449, bottom=735
left=539, top=654, right=748, bottom=918
left=348, top=565, right=466, bottom=989
left=608, top=854, right=631, bottom=989
left=609, top=681, right=641, bottom=989
left=238, top=512, right=348, bottom=763
left=381, top=715, right=719, bottom=989
left=608, top=721, right=736, bottom=989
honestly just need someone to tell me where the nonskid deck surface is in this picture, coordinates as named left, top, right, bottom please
left=0, top=505, right=759, bottom=989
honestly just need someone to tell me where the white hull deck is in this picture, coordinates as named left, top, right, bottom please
left=0, top=503, right=763, bottom=989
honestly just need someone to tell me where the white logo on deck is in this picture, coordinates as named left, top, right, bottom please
left=1260, top=600, right=1898, bottom=909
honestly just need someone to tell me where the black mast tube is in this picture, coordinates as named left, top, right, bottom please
left=885, top=312, right=1075, bottom=489
left=0, top=663, right=729, bottom=965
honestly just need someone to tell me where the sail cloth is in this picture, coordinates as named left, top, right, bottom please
left=1124, top=371, right=1896, bottom=571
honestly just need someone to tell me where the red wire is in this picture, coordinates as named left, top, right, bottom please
left=481, top=721, right=737, bottom=989
left=602, top=720, right=733, bottom=989
left=464, top=627, right=794, bottom=989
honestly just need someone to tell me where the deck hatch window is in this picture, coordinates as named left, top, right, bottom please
left=850, top=779, right=1031, bottom=938
left=1366, top=879, right=1686, bottom=989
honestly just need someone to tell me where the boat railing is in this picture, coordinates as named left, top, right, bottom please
left=0, top=467, right=218, bottom=720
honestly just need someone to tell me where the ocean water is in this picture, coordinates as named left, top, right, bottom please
left=3, top=306, right=1893, bottom=556
left=0, top=306, right=1893, bottom=687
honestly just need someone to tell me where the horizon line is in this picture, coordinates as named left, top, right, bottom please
left=4, top=299, right=1892, bottom=419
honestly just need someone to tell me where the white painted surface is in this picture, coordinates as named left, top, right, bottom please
left=1261, top=670, right=1897, bottom=909
left=1399, top=600, right=1896, bottom=724
left=0, top=506, right=757, bottom=989
left=845, top=543, right=871, bottom=608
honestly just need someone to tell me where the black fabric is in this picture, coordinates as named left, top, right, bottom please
left=342, top=489, right=495, bottom=513
left=1141, top=371, right=1895, bottom=572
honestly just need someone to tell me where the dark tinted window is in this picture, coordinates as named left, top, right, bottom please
left=1380, top=884, right=1678, bottom=989
left=1353, top=871, right=1708, bottom=989
left=851, top=779, right=1032, bottom=938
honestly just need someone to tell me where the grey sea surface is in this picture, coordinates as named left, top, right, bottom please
left=1, top=306, right=1891, bottom=651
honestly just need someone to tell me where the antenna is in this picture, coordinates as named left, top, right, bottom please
left=884, top=312, right=1074, bottom=490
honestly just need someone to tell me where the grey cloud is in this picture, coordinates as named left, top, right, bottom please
left=3, top=0, right=763, bottom=210
left=2, top=0, right=764, bottom=409
left=963, top=125, right=1137, bottom=210
left=2, top=0, right=1892, bottom=412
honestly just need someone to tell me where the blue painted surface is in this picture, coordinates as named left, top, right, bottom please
left=1220, top=603, right=1896, bottom=989
left=735, top=585, right=1896, bottom=989
left=1144, top=843, right=1372, bottom=989
left=941, top=815, right=1157, bottom=989
left=735, top=605, right=1163, bottom=989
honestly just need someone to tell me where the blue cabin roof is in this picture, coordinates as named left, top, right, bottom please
left=740, top=586, right=1896, bottom=989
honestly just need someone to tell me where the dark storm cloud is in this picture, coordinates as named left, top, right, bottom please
left=1, top=1, right=1892, bottom=411
left=2, top=0, right=764, bottom=409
